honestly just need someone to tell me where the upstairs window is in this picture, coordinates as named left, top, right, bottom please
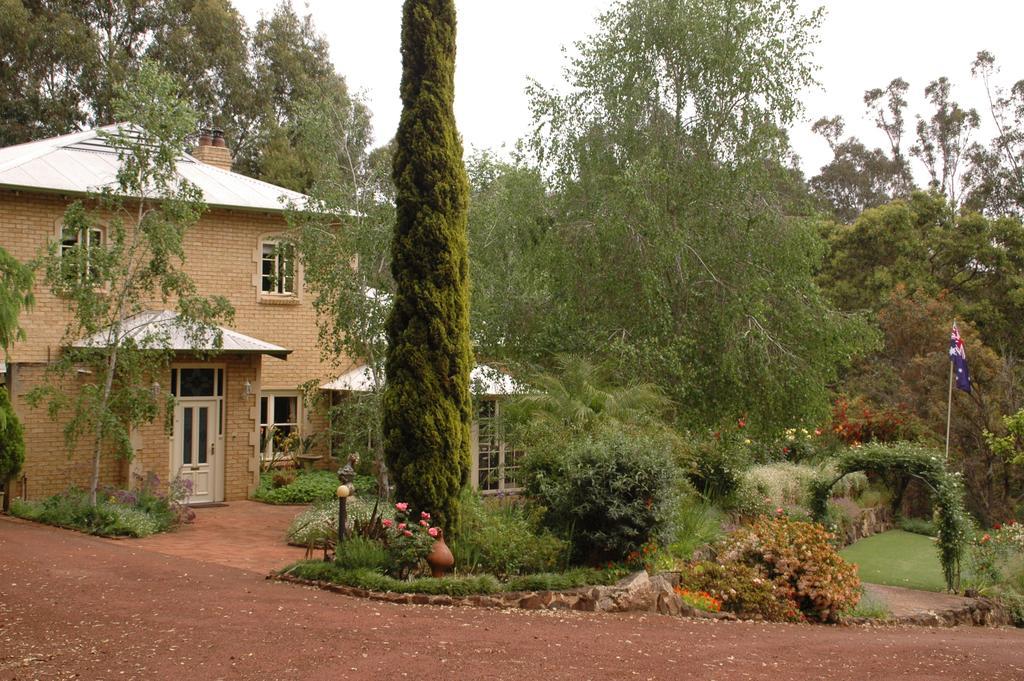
left=60, top=226, right=103, bottom=281
left=261, top=240, right=296, bottom=295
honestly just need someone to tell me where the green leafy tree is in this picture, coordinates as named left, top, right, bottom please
left=383, top=0, right=472, bottom=533
left=0, top=246, right=34, bottom=362
left=285, top=84, right=393, bottom=489
left=524, top=0, right=874, bottom=433
left=28, top=62, right=233, bottom=505
left=985, top=408, right=1024, bottom=465
left=0, top=384, right=25, bottom=513
left=0, top=241, right=33, bottom=511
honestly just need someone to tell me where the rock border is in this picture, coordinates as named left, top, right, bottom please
left=268, top=569, right=733, bottom=618
left=842, top=596, right=1011, bottom=628
left=268, top=569, right=1011, bottom=627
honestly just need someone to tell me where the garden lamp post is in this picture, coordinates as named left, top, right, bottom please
left=336, top=454, right=357, bottom=546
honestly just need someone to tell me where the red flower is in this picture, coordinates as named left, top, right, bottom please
left=402, top=530, right=413, bottom=538
left=737, top=418, right=746, bottom=429
left=994, top=523, right=1002, bottom=530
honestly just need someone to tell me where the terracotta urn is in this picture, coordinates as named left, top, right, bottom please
left=425, top=529, right=455, bottom=578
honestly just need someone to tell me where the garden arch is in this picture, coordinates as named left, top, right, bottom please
left=809, top=442, right=969, bottom=592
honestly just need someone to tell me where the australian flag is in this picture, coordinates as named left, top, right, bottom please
left=949, top=323, right=971, bottom=393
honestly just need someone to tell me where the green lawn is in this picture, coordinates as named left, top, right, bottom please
left=840, top=530, right=946, bottom=592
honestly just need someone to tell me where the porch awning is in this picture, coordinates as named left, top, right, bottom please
left=321, top=363, right=521, bottom=396
left=71, top=310, right=291, bottom=359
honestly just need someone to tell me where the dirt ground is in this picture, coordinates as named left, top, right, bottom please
left=2, top=516, right=1024, bottom=681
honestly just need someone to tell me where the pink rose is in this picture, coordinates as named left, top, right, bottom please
left=420, top=511, right=431, bottom=520
left=395, top=502, right=409, bottom=512
left=381, top=519, right=393, bottom=528
left=402, top=530, right=413, bottom=537
left=419, top=519, right=429, bottom=527
left=428, top=527, right=439, bottom=538
left=775, top=507, right=784, bottom=515
left=397, top=523, right=406, bottom=530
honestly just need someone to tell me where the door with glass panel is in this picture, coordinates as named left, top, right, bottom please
left=173, top=399, right=219, bottom=504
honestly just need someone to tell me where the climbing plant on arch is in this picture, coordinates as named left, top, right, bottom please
left=809, top=442, right=970, bottom=592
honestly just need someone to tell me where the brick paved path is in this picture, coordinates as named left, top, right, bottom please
left=128, top=500, right=308, bottom=573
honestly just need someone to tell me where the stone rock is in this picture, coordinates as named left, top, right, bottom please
left=656, top=592, right=683, bottom=616
left=598, top=571, right=655, bottom=613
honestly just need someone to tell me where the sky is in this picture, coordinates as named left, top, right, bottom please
left=234, top=0, right=1024, bottom=178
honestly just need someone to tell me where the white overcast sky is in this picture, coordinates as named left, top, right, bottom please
left=234, top=0, right=1023, bottom=178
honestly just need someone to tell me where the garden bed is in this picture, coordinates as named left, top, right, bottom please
left=9, top=477, right=192, bottom=538
left=269, top=566, right=722, bottom=616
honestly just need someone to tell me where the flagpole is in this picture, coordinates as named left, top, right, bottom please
left=945, top=319, right=955, bottom=463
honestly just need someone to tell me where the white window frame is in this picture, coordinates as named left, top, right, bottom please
left=260, top=391, right=301, bottom=459
left=473, top=399, right=524, bottom=494
left=60, top=226, right=104, bottom=281
left=260, top=239, right=296, bottom=296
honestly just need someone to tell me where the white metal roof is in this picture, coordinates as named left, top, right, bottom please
left=0, top=124, right=307, bottom=212
left=321, top=363, right=521, bottom=396
left=72, top=310, right=291, bottom=359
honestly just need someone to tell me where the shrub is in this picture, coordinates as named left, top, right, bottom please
left=718, top=516, right=861, bottom=623
left=522, top=424, right=677, bottom=564
left=686, top=435, right=749, bottom=502
left=335, top=536, right=390, bottom=572
left=286, top=497, right=389, bottom=547
left=899, top=516, right=937, bottom=537
left=677, top=561, right=793, bottom=621
left=666, top=495, right=724, bottom=560
left=453, top=490, right=568, bottom=577
left=252, top=470, right=338, bottom=504
left=382, top=502, right=441, bottom=579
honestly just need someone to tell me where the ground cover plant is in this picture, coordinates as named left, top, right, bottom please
left=839, top=530, right=946, bottom=592
left=279, top=560, right=620, bottom=596
left=253, top=470, right=376, bottom=504
left=10, top=473, right=193, bottom=537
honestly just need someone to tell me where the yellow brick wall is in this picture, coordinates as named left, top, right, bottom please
left=8, top=363, right=124, bottom=499
left=1, top=189, right=352, bottom=500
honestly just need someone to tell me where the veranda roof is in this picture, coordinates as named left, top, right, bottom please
left=0, top=124, right=307, bottom=213
left=321, top=363, right=521, bottom=396
left=71, top=310, right=291, bottom=359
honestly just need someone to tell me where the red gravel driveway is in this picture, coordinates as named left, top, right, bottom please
left=2, top=515, right=1023, bottom=681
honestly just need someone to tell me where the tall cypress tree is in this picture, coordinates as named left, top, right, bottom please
left=383, top=0, right=471, bottom=533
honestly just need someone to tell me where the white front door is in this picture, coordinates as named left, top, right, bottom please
left=174, top=399, right=219, bottom=504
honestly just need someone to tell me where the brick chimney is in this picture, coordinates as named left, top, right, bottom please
left=191, top=127, right=233, bottom=172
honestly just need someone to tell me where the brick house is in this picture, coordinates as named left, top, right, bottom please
left=1, top=125, right=524, bottom=504
left=0, top=124, right=340, bottom=503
